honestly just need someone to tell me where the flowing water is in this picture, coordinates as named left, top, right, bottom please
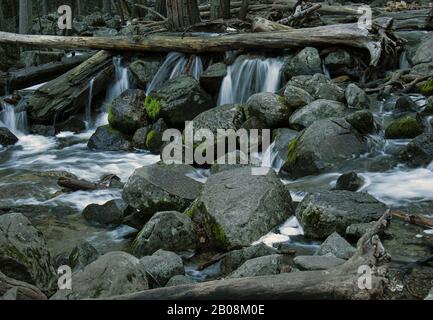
left=85, top=78, right=95, bottom=129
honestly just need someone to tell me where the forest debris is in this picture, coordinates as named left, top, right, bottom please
left=392, top=211, right=433, bottom=229
left=277, top=3, right=322, bottom=27
left=251, top=17, right=294, bottom=32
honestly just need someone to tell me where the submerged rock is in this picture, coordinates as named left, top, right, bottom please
left=0, top=127, right=18, bottom=146
left=54, top=116, right=86, bottom=134
left=87, top=125, right=132, bottom=151
left=51, top=252, right=149, bottom=300
left=385, top=116, right=423, bottom=139
left=335, top=172, right=364, bottom=192
left=187, top=167, right=293, bottom=249
left=82, top=199, right=127, bottom=226
left=400, top=133, right=433, bottom=166
left=315, top=232, right=356, bottom=260
left=344, top=110, right=376, bottom=135
left=245, top=92, right=290, bottom=128
left=140, top=250, right=184, bottom=288
left=228, top=254, right=289, bottom=279
left=296, top=191, right=387, bottom=239
left=129, top=57, right=162, bottom=88
left=395, top=96, right=418, bottom=112
left=200, top=62, right=227, bottom=96
left=294, top=255, right=345, bottom=271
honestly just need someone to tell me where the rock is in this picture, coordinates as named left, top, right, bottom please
left=147, top=76, right=214, bottom=126
left=413, top=33, right=433, bottom=65
left=84, top=13, right=106, bottom=27
left=220, top=243, right=278, bottom=275
left=140, top=250, right=184, bottom=287
left=0, top=213, right=55, bottom=290
left=289, top=99, right=347, bottom=129
left=68, top=242, right=99, bottom=272
left=29, top=124, right=55, bottom=136
left=344, top=110, right=376, bottom=135
left=345, top=222, right=377, bottom=240
left=284, top=47, right=322, bottom=78
left=165, top=275, right=195, bottom=287
left=82, top=199, right=127, bottom=226
left=108, top=89, right=148, bottom=135
left=283, top=85, right=314, bottom=110
left=385, top=116, right=423, bottom=139
left=123, top=163, right=202, bottom=222
left=335, top=172, right=364, bottom=192
left=421, top=96, right=433, bottom=115
left=228, top=254, right=289, bottom=279
left=210, top=150, right=250, bottom=174
left=54, top=116, right=86, bottom=134
left=187, top=167, right=294, bottom=249
left=425, top=287, right=433, bottom=300
left=296, top=191, right=387, bottom=239
left=420, top=77, right=433, bottom=96
left=129, top=58, right=162, bottom=89
left=272, top=128, right=299, bottom=163
left=287, top=73, right=345, bottom=102
left=131, top=211, right=197, bottom=257
left=51, top=252, right=149, bottom=300
left=400, top=133, right=433, bottom=166
left=132, top=127, right=149, bottom=149
left=92, top=27, right=118, bottom=37
left=345, top=84, right=370, bottom=110
left=315, top=232, right=356, bottom=260
left=87, top=125, right=132, bottom=151
left=324, top=50, right=354, bottom=76
left=0, top=272, right=47, bottom=300
left=245, top=93, right=290, bottom=128
left=282, top=118, right=369, bottom=178
left=293, top=255, right=345, bottom=271
left=145, top=118, right=167, bottom=154
left=20, top=50, right=63, bottom=68
left=0, top=127, right=19, bottom=146
left=395, top=96, right=418, bottom=112
left=200, top=62, right=227, bottom=96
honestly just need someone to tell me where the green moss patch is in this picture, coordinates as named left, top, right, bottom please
left=385, top=116, right=423, bottom=139
left=145, top=96, right=161, bottom=120
left=420, top=78, right=433, bottom=96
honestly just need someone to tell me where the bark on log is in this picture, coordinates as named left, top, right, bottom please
left=109, top=211, right=391, bottom=300
left=27, top=51, right=113, bottom=125
left=392, top=211, right=433, bottom=229
left=0, top=22, right=400, bottom=67
left=0, top=272, right=47, bottom=300
left=58, top=177, right=100, bottom=191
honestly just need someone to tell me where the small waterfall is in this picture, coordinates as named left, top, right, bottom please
left=425, top=116, right=433, bottom=133
left=85, top=78, right=95, bottom=129
left=260, top=141, right=285, bottom=172
left=146, top=52, right=203, bottom=94
left=0, top=100, right=27, bottom=136
left=399, top=51, right=411, bottom=69
left=217, top=56, right=283, bottom=106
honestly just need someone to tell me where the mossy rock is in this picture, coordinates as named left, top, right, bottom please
left=145, top=96, right=161, bottom=120
left=385, top=116, right=424, bottom=139
left=420, top=77, right=433, bottom=96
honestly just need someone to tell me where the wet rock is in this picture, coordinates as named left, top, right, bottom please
left=210, top=150, right=250, bottom=174
left=293, top=255, right=345, bottom=271
left=54, top=116, right=86, bottom=134
left=132, top=126, right=150, bottom=150
left=51, top=251, right=149, bottom=300
left=296, top=191, right=387, bottom=239
left=220, top=243, right=278, bottom=275
left=0, top=272, right=47, bottom=300
left=421, top=96, right=433, bottom=115
left=68, top=242, right=99, bottom=272
left=87, top=125, right=132, bottom=151
left=0, top=213, right=55, bottom=290
left=200, top=62, right=227, bottom=96
left=287, top=74, right=345, bottom=102
left=108, top=89, right=148, bottom=135
left=228, top=254, right=289, bottom=279
left=129, top=58, right=162, bottom=89
left=123, top=163, right=202, bottom=222
left=82, top=199, right=128, bottom=226
left=284, top=47, right=322, bottom=78
left=140, top=250, right=184, bottom=287
left=324, top=50, right=354, bottom=76
left=395, top=96, right=418, bottom=112
left=412, top=32, right=433, bottom=65
left=245, top=92, right=290, bottom=128
left=283, top=85, right=314, bottom=110
left=145, top=118, right=167, bottom=154
left=92, top=27, right=118, bottom=37
left=400, top=133, right=433, bottom=166
left=345, top=222, right=376, bottom=240
left=147, top=76, right=214, bottom=126
left=165, top=275, right=195, bottom=287
left=289, top=99, right=347, bottom=129
left=335, top=172, right=364, bottom=192
left=192, top=103, right=245, bottom=135
left=21, top=50, right=63, bottom=68
left=345, top=84, right=370, bottom=110
left=344, top=110, right=376, bottom=135
left=282, top=118, right=369, bottom=178
left=0, top=127, right=18, bottom=146
left=84, top=13, right=106, bottom=27
left=385, top=116, right=423, bottom=139
left=131, top=211, right=197, bottom=257
left=315, top=232, right=356, bottom=260
left=29, top=125, right=55, bottom=136
left=187, top=167, right=293, bottom=249
left=272, top=128, right=299, bottom=163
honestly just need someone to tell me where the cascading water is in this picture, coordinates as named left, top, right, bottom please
left=146, top=52, right=203, bottom=94
left=399, top=51, right=411, bottom=69
left=0, top=100, right=27, bottom=136
left=260, top=141, right=285, bottom=173
left=217, top=55, right=284, bottom=106
left=85, top=78, right=95, bottom=129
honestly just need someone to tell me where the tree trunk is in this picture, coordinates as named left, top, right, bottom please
left=166, top=0, right=201, bottom=31
left=19, top=0, right=33, bottom=34
left=0, top=2, right=5, bottom=31
left=238, top=0, right=249, bottom=20
left=155, top=0, right=167, bottom=17
left=210, top=0, right=230, bottom=20
left=102, top=0, right=112, bottom=14
left=41, top=0, right=49, bottom=15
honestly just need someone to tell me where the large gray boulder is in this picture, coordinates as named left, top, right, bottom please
left=87, top=125, right=132, bottom=151
left=108, top=89, right=148, bottom=134
left=315, top=232, right=356, bottom=260
left=147, top=76, right=214, bottom=126
left=0, top=127, right=18, bottom=146
left=283, top=85, right=314, bottom=110
left=51, top=252, right=149, bottom=300
left=245, top=92, right=290, bottom=128
left=187, top=167, right=294, bottom=249
left=294, top=255, right=345, bottom=271
left=123, top=163, right=202, bottom=222
left=165, top=275, right=195, bottom=287
left=131, top=211, right=197, bottom=257
left=228, top=254, right=289, bottom=279
left=129, top=58, right=162, bottom=88
left=345, top=84, right=370, bottom=110
left=282, top=118, right=369, bottom=178
left=287, top=74, right=345, bottom=102
left=140, top=250, right=184, bottom=287
left=413, top=33, right=433, bottom=65
left=284, top=47, right=323, bottom=78
left=296, top=191, right=387, bottom=239
left=400, top=133, right=433, bottom=167
left=0, top=213, right=55, bottom=290
left=68, top=242, right=100, bottom=272
left=289, top=99, right=347, bottom=129
left=82, top=199, right=127, bottom=226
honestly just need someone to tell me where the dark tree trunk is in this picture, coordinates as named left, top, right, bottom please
left=102, top=0, right=112, bottom=14
left=167, top=0, right=201, bottom=31
left=19, top=0, right=33, bottom=34
left=238, top=0, right=249, bottom=20
left=155, top=0, right=167, bottom=17
left=210, top=0, right=230, bottom=20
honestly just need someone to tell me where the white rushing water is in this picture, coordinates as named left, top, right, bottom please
left=0, top=101, right=27, bottom=136
left=146, top=52, right=203, bottom=94
left=217, top=55, right=283, bottom=106
left=85, top=77, right=96, bottom=129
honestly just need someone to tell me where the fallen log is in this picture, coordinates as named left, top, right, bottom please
left=0, top=22, right=401, bottom=68
left=0, top=54, right=90, bottom=95
left=277, top=3, right=322, bottom=26
left=392, top=211, right=433, bottom=229
left=57, top=177, right=100, bottom=191
left=110, top=211, right=391, bottom=300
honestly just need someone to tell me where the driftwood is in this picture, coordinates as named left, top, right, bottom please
left=0, top=54, right=90, bottom=95
left=277, top=3, right=322, bottom=26
left=110, top=211, right=391, bottom=300
left=58, top=177, right=101, bottom=191
left=392, top=211, right=433, bottom=229
left=0, top=271, right=47, bottom=300
left=0, top=22, right=401, bottom=68
left=251, top=17, right=294, bottom=32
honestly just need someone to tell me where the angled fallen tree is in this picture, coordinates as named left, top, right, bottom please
left=0, top=20, right=402, bottom=67
left=110, top=211, right=391, bottom=300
